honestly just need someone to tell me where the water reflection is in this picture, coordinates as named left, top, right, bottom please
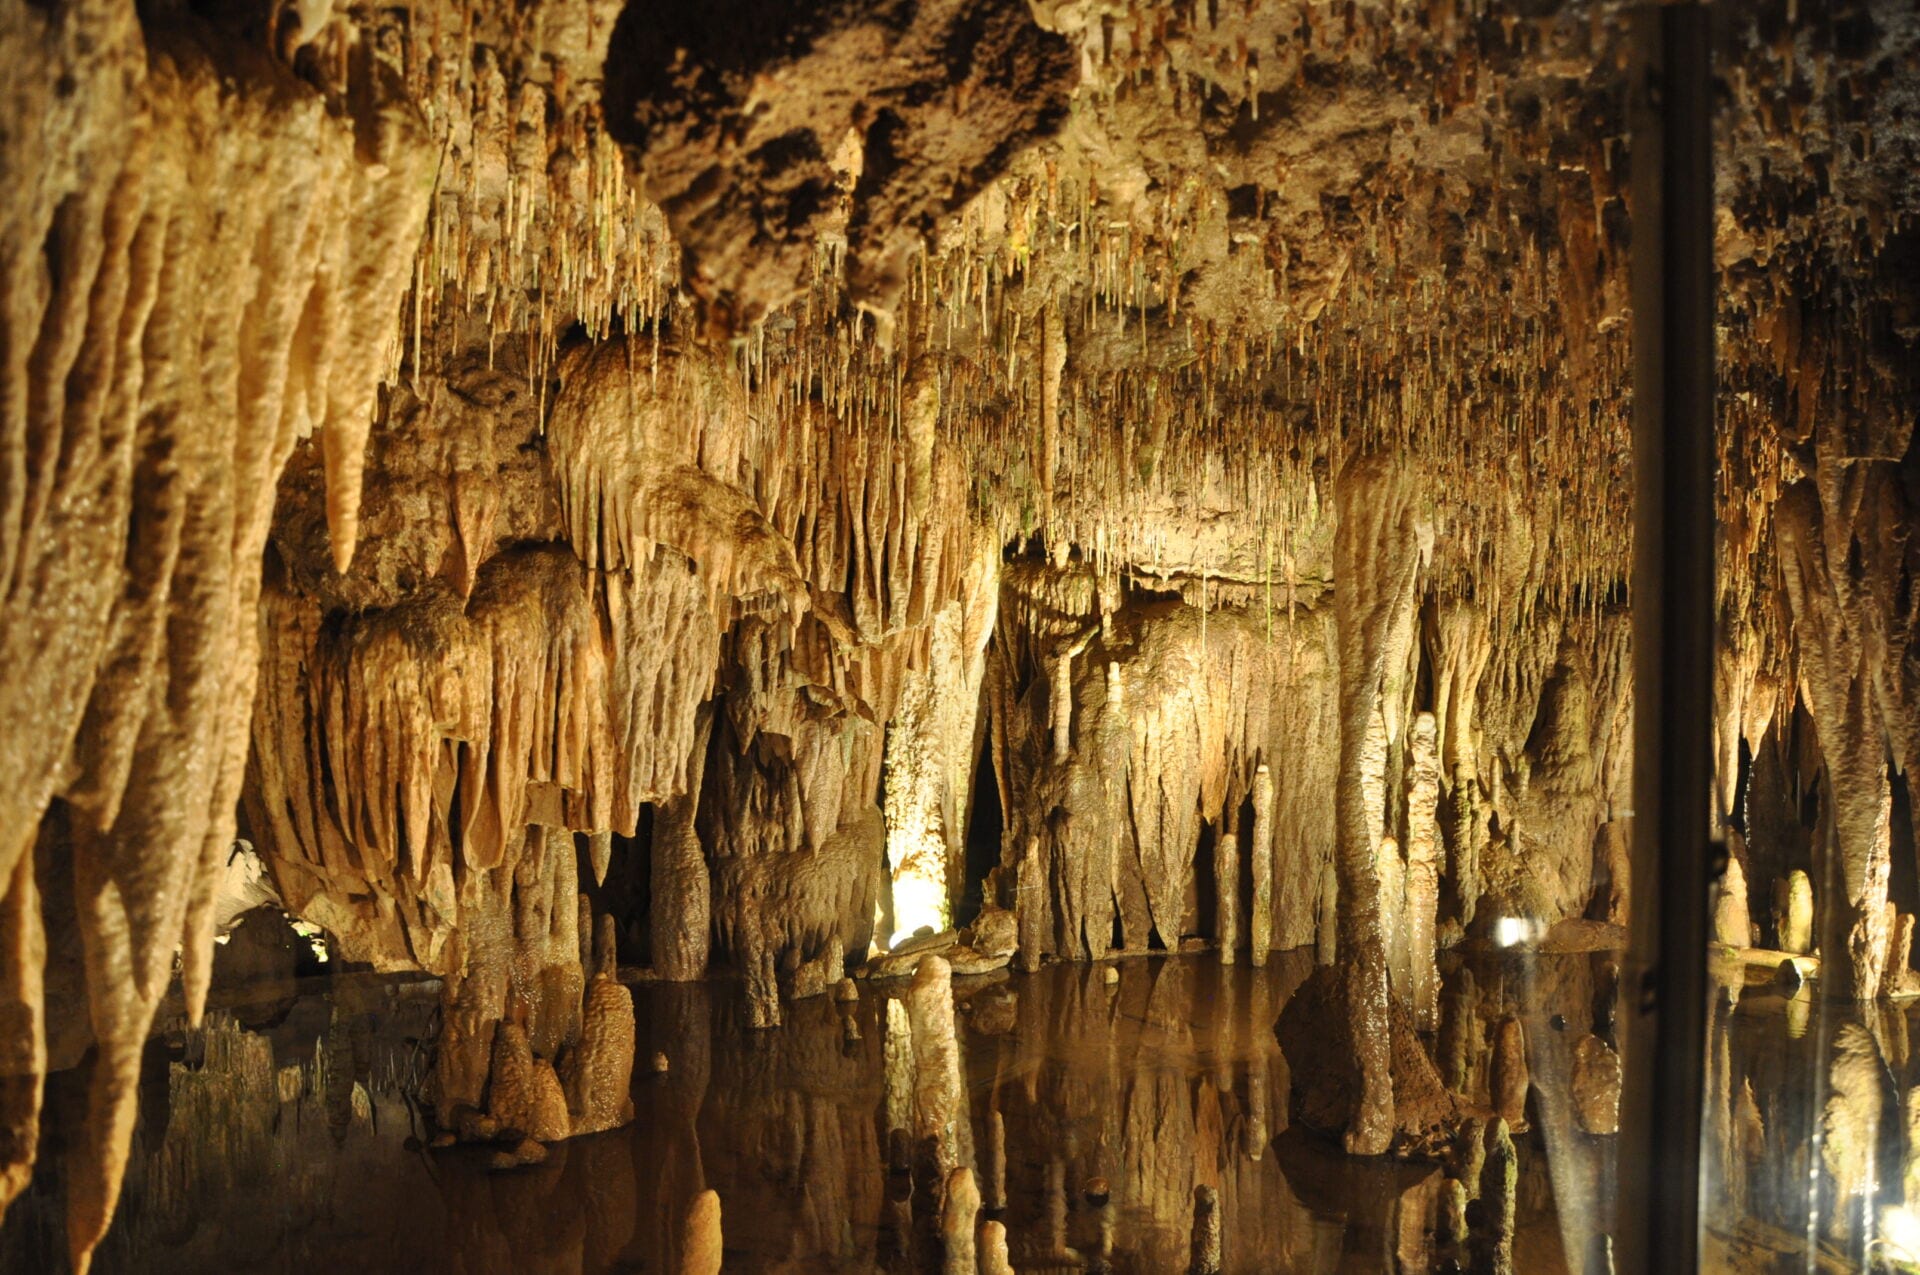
left=1702, top=966, right=1920, bottom=1273
left=0, top=951, right=1632, bottom=1274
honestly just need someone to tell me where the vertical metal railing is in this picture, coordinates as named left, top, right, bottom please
left=1616, top=4, right=1717, bottom=1273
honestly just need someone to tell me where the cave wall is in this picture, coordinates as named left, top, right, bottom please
left=2, top=0, right=1918, bottom=1260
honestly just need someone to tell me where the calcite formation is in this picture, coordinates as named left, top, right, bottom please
left=3, top=0, right=1919, bottom=1261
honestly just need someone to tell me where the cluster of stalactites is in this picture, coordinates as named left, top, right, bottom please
left=981, top=453, right=1631, bottom=1154
left=248, top=544, right=720, bottom=976
left=0, top=14, right=440, bottom=1271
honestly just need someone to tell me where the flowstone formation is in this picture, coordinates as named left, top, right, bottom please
left=4, top=0, right=1919, bottom=1265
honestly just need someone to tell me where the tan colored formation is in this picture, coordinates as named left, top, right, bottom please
left=2, top=0, right=1917, bottom=1260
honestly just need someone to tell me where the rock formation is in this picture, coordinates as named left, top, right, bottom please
left=2, top=0, right=1918, bottom=1264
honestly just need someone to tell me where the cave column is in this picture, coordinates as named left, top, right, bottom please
left=1777, top=487, right=1893, bottom=999
left=1332, top=451, right=1429, bottom=1155
left=1406, top=713, right=1441, bottom=1030
left=1216, top=811, right=1239, bottom=965
left=884, top=534, right=1000, bottom=941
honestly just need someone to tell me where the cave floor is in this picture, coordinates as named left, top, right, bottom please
left=0, top=947, right=1876, bottom=1274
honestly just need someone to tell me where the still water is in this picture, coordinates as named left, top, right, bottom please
left=0, top=949, right=1649, bottom=1273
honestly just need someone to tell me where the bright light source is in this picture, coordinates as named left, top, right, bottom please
left=889, top=870, right=947, bottom=952
left=1493, top=917, right=1532, bottom=948
left=1882, top=1205, right=1920, bottom=1263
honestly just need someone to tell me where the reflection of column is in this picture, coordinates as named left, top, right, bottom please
left=1475, top=1119, right=1517, bottom=1275
left=942, top=1167, right=979, bottom=1275
left=1189, top=1183, right=1222, bottom=1275
left=1822, top=1023, right=1885, bottom=1245
left=1250, top=764, right=1274, bottom=966
left=884, top=997, right=914, bottom=1140
left=680, top=1189, right=722, bottom=1275
left=1396, top=1172, right=1441, bottom=1275
left=1904, top=1086, right=1920, bottom=1213
left=979, top=1219, right=1013, bottom=1275
left=1438, top=966, right=1478, bottom=1094
left=653, top=982, right=712, bottom=1275
left=1245, top=972, right=1269, bottom=1160
left=1047, top=1157, right=1071, bottom=1260
left=1211, top=966, right=1236, bottom=1095
left=984, top=1106, right=1007, bottom=1211
left=908, top=956, right=974, bottom=1185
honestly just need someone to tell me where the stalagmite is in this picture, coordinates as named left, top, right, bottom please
left=1775, top=869, right=1815, bottom=954
left=1017, top=836, right=1047, bottom=974
left=1216, top=825, right=1239, bottom=964
left=562, top=958, right=638, bottom=1136
left=1440, top=1176, right=1470, bottom=1247
left=1712, top=854, right=1751, bottom=949
left=681, top=1189, right=724, bottom=1275
left=941, top=1166, right=980, bottom=1275
left=1250, top=764, right=1275, bottom=965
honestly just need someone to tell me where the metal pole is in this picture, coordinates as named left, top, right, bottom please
left=1616, top=4, right=1716, bottom=1273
